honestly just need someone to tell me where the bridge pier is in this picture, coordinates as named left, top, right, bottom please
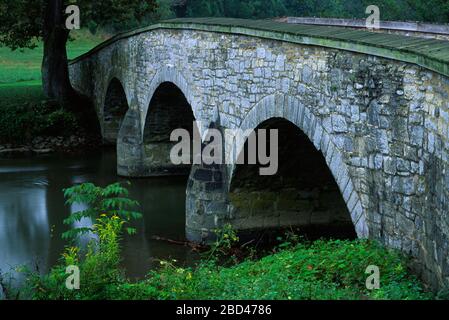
left=117, top=104, right=146, bottom=177
left=186, top=163, right=230, bottom=242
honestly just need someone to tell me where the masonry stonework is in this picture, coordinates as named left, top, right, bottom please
left=69, top=25, right=449, bottom=291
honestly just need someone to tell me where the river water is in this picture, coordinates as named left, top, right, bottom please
left=0, top=149, right=197, bottom=282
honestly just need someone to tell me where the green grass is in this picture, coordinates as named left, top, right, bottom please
left=0, top=30, right=106, bottom=86
left=127, top=239, right=431, bottom=300
left=28, top=236, right=433, bottom=300
left=0, top=84, right=44, bottom=105
left=29, top=239, right=433, bottom=301
left=0, top=46, right=43, bottom=85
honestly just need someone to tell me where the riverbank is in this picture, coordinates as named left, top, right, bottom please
left=26, top=236, right=434, bottom=300
left=0, top=83, right=103, bottom=158
left=0, top=134, right=103, bottom=158
left=134, top=239, right=433, bottom=300
left=0, top=86, right=103, bottom=158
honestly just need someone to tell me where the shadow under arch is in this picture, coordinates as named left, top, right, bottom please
left=141, top=66, right=203, bottom=138
left=230, top=93, right=369, bottom=239
left=142, top=81, right=198, bottom=176
left=103, top=77, right=129, bottom=144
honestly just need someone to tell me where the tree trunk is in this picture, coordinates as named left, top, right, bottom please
left=41, top=0, right=76, bottom=106
left=40, top=1, right=101, bottom=135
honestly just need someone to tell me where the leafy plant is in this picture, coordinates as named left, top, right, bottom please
left=27, top=213, right=131, bottom=300
left=275, top=228, right=303, bottom=251
left=206, top=223, right=240, bottom=263
left=62, top=182, right=142, bottom=241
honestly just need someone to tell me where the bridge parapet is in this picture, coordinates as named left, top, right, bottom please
left=279, top=17, right=449, bottom=40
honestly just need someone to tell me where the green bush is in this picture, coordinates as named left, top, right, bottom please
left=0, top=89, right=81, bottom=144
left=42, top=109, right=79, bottom=137
left=138, top=239, right=432, bottom=300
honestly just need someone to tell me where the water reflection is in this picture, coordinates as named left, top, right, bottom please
left=0, top=149, right=196, bottom=285
left=0, top=184, right=50, bottom=274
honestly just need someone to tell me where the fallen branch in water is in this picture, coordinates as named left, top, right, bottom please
left=151, top=235, right=206, bottom=251
left=240, top=239, right=255, bottom=248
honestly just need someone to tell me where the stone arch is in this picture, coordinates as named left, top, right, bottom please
left=230, top=93, right=369, bottom=238
left=102, top=77, right=130, bottom=144
left=141, top=66, right=204, bottom=138
left=102, top=72, right=131, bottom=105
left=140, top=79, right=198, bottom=176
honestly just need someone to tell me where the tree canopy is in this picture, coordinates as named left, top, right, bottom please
left=0, top=0, right=157, bottom=104
left=169, top=0, right=449, bottom=24
left=0, top=0, right=158, bottom=50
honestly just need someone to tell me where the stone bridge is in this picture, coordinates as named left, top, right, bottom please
left=69, top=18, right=449, bottom=290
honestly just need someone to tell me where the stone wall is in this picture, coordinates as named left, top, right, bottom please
left=69, top=25, right=449, bottom=291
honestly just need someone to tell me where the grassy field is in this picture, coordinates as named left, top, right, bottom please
left=0, top=30, right=106, bottom=87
